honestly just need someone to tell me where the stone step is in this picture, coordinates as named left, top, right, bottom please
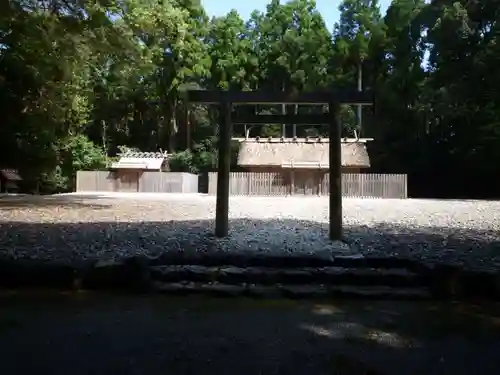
left=2, top=256, right=497, bottom=300
left=332, top=255, right=426, bottom=272
left=153, top=281, right=431, bottom=300
left=149, top=265, right=423, bottom=287
left=148, top=252, right=423, bottom=270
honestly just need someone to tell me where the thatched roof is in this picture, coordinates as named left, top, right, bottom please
left=236, top=138, right=371, bottom=168
left=0, top=169, right=22, bottom=181
left=110, top=151, right=169, bottom=170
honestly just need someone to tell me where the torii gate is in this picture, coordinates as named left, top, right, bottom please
left=186, top=89, right=373, bottom=241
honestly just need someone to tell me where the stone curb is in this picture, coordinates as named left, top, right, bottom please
left=149, top=265, right=421, bottom=287
left=0, top=256, right=499, bottom=299
left=153, top=282, right=431, bottom=300
left=147, top=252, right=423, bottom=269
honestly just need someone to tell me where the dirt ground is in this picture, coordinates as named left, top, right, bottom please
left=0, top=293, right=500, bottom=375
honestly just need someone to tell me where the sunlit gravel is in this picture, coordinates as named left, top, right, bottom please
left=0, top=193, right=499, bottom=269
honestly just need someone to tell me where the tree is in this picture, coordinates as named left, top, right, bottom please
left=250, top=0, right=333, bottom=137
left=2, top=0, right=500, bottom=197
left=333, top=0, right=385, bottom=137
left=368, top=0, right=428, bottom=172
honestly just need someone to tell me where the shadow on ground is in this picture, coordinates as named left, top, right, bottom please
left=0, top=194, right=112, bottom=210
left=0, top=293, right=499, bottom=375
left=0, top=219, right=499, bottom=268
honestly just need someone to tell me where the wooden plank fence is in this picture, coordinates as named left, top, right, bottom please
left=208, top=172, right=407, bottom=198
left=76, top=171, right=199, bottom=193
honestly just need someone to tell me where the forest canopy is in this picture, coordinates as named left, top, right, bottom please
left=1, top=0, right=499, bottom=197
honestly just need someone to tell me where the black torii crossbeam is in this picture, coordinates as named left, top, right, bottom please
left=186, top=89, right=373, bottom=241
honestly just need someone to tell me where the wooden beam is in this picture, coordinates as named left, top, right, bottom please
left=187, top=89, right=373, bottom=105
left=328, top=102, right=343, bottom=241
left=231, top=113, right=330, bottom=125
left=215, top=101, right=232, bottom=238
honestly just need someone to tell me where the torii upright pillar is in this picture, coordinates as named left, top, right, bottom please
left=185, top=89, right=373, bottom=241
left=215, top=100, right=232, bottom=238
left=328, top=102, right=342, bottom=241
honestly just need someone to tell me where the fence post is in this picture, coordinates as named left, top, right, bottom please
left=246, top=173, right=251, bottom=195
left=404, top=174, right=408, bottom=199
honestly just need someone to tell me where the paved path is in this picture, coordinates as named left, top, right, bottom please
left=1, top=293, right=500, bottom=375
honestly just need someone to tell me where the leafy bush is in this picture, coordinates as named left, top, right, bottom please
left=56, top=134, right=107, bottom=192
left=64, top=135, right=107, bottom=172
left=169, top=139, right=218, bottom=174
left=38, top=166, right=69, bottom=194
left=168, top=149, right=196, bottom=173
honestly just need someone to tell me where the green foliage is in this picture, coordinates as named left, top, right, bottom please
left=117, top=145, right=141, bottom=155
left=38, top=166, right=69, bottom=195
left=168, top=150, right=196, bottom=173
left=63, top=135, right=107, bottom=172
left=192, top=139, right=218, bottom=171
left=1, top=0, right=500, bottom=194
left=169, top=138, right=219, bottom=173
left=53, top=135, right=107, bottom=192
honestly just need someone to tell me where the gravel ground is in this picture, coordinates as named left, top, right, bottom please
left=1, top=294, right=500, bottom=375
left=0, top=193, right=499, bottom=269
